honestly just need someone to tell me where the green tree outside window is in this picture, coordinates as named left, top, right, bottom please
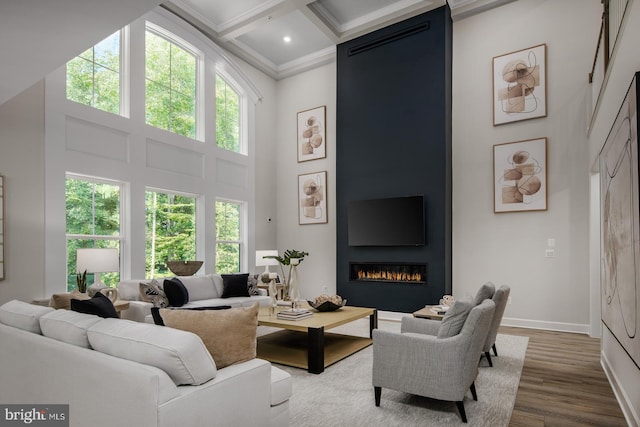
left=66, top=31, right=121, bottom=114
left=215, top=200, right=241, bottom=273
left=65, top=178, right=121, bottom=291
left=146, top=191, right=196, bottom=278
left=145, top=29, right=197, bottom=139
left=215, top=75, right=241, bottom=152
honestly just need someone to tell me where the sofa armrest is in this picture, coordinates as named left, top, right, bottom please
left=158, top=358, right=272, bottom=427
left=400, top=316, right=441, bottom=336
left=120, top=301, right=152, bottom=323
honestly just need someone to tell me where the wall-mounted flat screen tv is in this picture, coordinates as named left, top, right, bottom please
left=347, top=195, right=425, bottom=246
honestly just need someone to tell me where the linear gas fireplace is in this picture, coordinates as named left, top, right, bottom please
left=349, top=262, right=427, bottom=285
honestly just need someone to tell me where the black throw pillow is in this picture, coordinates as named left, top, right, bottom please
left=70, top=291, right=119, bottom=318
left=163, top=277, right=189, bottom=307
left=221, top=273, right=251, bottom=298
left=150, top=306, right=232, bottom=326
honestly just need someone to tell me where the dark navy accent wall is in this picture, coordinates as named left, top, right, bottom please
left=336, top=6, right=452, bottom=313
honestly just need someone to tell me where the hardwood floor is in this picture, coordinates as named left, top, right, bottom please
left=500, top=326, right=628, bottom=427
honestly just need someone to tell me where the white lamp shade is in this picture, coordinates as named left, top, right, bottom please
left=77, top=248, right=119, bottom=273
left=255, top=250, right=279, bottom=267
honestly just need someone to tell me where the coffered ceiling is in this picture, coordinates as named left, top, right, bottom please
left=164, top=0, right=517, bottom=80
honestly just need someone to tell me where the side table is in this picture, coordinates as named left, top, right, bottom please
left=412, top=305, right=446, bottom=320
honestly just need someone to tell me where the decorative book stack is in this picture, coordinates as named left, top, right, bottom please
left=277, top=308, right=313, bottom=321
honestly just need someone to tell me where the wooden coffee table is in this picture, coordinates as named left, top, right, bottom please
left=257, top=304, right=377, bottom=374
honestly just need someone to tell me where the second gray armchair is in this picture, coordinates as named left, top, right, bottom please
left=482, top=285, right=511, bottom=367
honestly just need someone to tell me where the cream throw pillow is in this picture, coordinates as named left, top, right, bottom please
left=159, top=302, right=258, bottom=369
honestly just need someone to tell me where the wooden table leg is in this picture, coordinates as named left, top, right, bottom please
left=307, top=326, right=325, bottom=374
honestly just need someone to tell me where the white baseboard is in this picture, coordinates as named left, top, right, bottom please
left=377, top=311, right=591, bottom=334
left=601, top=351, right=640, bottom=427
left=501, top=316, right=590, bottom=334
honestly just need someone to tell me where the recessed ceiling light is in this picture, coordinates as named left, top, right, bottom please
left=283, top=36, right=291, bottom=43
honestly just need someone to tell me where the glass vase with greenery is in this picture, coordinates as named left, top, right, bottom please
left=264, top=249, right=309, bottom=300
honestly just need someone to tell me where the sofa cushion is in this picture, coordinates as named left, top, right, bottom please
left=39, top=309, right=103, bottom=348
left=473, top=281, right=496, bottom=306
left=0, top=300, right=55, bottom=334
left=71, top=292, right=119, bottom=318
left=139, top=279, right=169, bottom=308
left=209, top=274, right=224, bottom=297
left=87, top=318, right=217, bottom=385
left=164, top=278, right=189, bottom=307
left=437, top=298, right=473, bottom=338
left=221, top=273, right=251, bottom=298
left=178, top=275, right=218, bottom=301
left=118, top=279, right=152, bottom=301
left=150, top=305, right=231, bottom=326
left=49, top=290, right=90, bottom=309
left=157, top=302, right=258, bottom=369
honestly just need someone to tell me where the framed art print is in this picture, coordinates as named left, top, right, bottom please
left=599, top=71, right=640, bottom=369
left=297, top=106, right=326, bottom=162
left=493, top=138, right=547, bottom=213
left=298, top=171, right=327, bottom=225
left=493, top=44, right=547, bottom=126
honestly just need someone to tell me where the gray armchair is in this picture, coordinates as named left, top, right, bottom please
left=482, top=285, right=510, bottom=367
left=372, top=299, right=496, bottom=423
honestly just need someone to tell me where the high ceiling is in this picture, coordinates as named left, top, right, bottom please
left=165, top=0, right=516, bottom=80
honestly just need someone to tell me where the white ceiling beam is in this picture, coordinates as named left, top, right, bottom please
left=217, top=0, right=298, bottom=41
left=300, top=3, right=341, bottom=44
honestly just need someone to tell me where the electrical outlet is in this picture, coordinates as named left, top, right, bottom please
left=322, top=285, right=328, bottom=294
left=545, top=249, right=555, bottom=258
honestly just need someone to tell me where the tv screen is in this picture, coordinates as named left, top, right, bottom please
left=347, top=195, right=425, bottom=246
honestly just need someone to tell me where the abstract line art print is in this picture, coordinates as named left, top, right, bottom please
left=493, top=44, right=547, bottom=126
left=493, top=138, right=547, bottom=213
left=600, top=71, right=640, bottom=370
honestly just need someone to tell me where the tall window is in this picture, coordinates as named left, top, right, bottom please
left=66, top=30, right=121, bottom=114
left=215, top=200, right=242, bottom=273
left=215, top=74, right=241, bottom=153
left=66, top=177, right=121, bottom=291
left=146, top=190, right=196, bottom=278
left=145, top=25, right=197, bottom=139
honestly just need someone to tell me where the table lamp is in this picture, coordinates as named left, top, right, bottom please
left=255, top=250, right=279, bottom=274
left=76, top=248, right=119, bottom=287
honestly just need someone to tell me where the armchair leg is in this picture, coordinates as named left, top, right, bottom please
left=492, top=343, right=498, bottom=357
left=374, top=386, right=381, bottom=406
left=485, top=351, right=493, bottom=367
left=455, top=401, right=468, bottom=423
left=470, top=381, right=477, bottom=401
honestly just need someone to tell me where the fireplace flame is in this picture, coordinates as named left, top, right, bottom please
left=356, top=268, right=423, bottom=283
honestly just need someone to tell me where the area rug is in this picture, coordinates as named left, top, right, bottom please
left=259, top=318, right=528, bottom=427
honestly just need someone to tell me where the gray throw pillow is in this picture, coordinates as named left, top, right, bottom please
left=437, top=299, right=473, bottom=338
left=473, top=282, right=495, bottom=306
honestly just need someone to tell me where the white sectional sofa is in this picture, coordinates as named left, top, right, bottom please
left=0, top=300, right=291, bottom=427
left=117, top=274, right=271, bottom=323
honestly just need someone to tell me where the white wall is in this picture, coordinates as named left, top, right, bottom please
left=586, top=1, right=640, bottom=424
left=452, top=0, right=601, bottom=332
left=0, top=82, right=46, bottom=303
left=275, top=63, right=337, bottom=299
